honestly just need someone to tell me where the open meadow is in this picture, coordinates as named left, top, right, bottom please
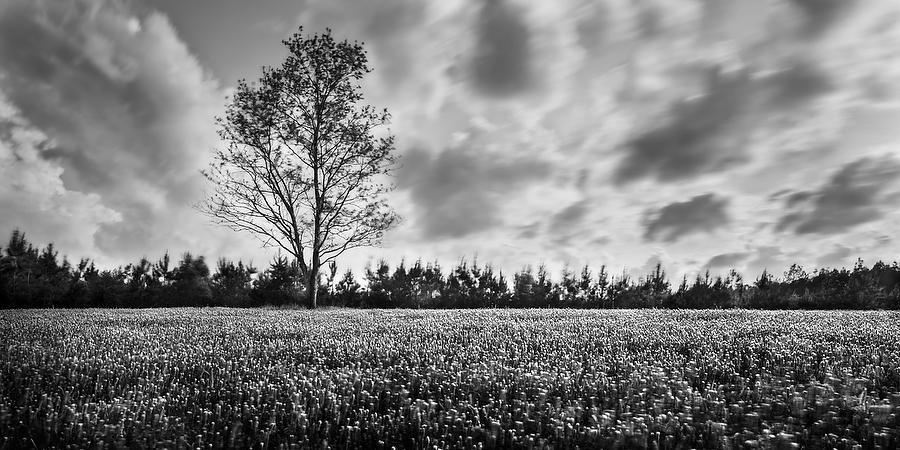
left=2, top=308, right=899, bottom=449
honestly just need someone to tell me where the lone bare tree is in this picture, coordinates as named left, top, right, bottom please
left=200, top=28, right=398, bottom=308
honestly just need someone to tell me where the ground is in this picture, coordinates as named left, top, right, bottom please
left=1, top=308, right=899, bottom=449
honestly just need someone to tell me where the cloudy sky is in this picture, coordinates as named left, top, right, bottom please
left=2, top=0, right=900, bottom=280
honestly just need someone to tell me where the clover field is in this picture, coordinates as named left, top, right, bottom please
left=2, top=308, right=899, bottom=449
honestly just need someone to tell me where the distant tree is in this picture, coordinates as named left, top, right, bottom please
left=513, top=265, right=535, bottom=307
left=558, top=265, right=578, bottom=307
left=607, top=271, right=633, bottom=308
left=333, top=268, right=361, bottom=306
left=469, top=261, right=485, bottom=307
left=875, top=261, right=900, bottom=292
left=459, top=260, right=480, bottom=308
left=253, top=256, right=303, bottom=305
left=212, top=259, right=257, bottom=306
left=755, top=269, right=773, bottom=290
left=476, top=264, right=508, bottom=308
left=390, top=259, right=442, bottom=308
left=727, top=269, right=746, bottom=307
left=749, top=269, right=778, bottom=309
left=443, top=260, right=475, bottom=308
left=63, top=258, right=96, bottom=307
left=90, top=268, right=127, bottom=308
left=668, top=275, right=689, bottom=308
left=641, top=262, right=670, bottom=307
left=685, top=270, right=721, bottom=308
left=595, top=265, right=610, bottom=308
left=576, top=265, right=594, bottom=307
left=404, top=260, right=424, bottom=308
left=0, top=231, right=74, bottom=307
left=154, top=252, right=174, bottom=287
left=416, top=261, right=444, bottom=308
left=0, top=242, right=7, bottom=307
left=34, top=243, right=63, bottom=307
left=1, top=226, right=897, bottom=310
left=365, top=259, right=392, bottom=307
left=390, top=260, right=411, bottom=306
left=125, top=257, right=156, bottom=307
left=168, top=253, right=212, bottom=306
left=783, top=263, right=809, bottom=284
left=1, top=229, right=36, bottom=307
left=535, top=264, right=554, bottom=307
left=200, top=28, right=399, bottom=308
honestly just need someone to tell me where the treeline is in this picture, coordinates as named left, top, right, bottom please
left=1, top=229, right=898, bottom=309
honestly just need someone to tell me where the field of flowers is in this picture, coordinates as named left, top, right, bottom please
left=1, top=309, right=899, bottom=449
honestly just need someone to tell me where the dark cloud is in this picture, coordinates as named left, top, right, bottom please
left=766, top=62, right=833, bottom=108
left=470, top=0, right=532, bottom=97
left=574, top=4, right=607, bottom=51
left=776, top=156, right=900, bottom=235
left=706, top=252, right=750, bottom=269
left=549, top=200, right=589, bottom=231
left=643, top=194, right=730, bottom=242
left=517, top=222, right=540, bottom=239
left=615, top=69, right=753, bottom=184
left=784, top=191, right=815, bottom=208
left=790, top=0, right=855, bottom=36
left=636, top=2, right=663, bottom=38
left=615, top=62, right=833, bottom=184
left=398, top=144, right=550, bottom=239
left=39, top=145, right=115, bottom=191
left=362, top=0, right=422, bottom=38
left=574, top=168, right=590, bottom=192
left=543, top=200, right=592, bottom=248
left=700, top=0, right=767, bottom=45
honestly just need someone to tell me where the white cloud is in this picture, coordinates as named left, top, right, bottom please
left=0, top=96, right=121, bottom=261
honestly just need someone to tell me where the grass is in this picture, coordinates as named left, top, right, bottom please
left=1, top=308, right=899, bottom=449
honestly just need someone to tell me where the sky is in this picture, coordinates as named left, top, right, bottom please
left=1, top=0, right=900, bottom=282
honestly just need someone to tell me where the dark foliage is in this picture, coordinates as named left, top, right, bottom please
left=211, top=259, right=257, bottom=307
left=1, top=229, right=898, bottom=309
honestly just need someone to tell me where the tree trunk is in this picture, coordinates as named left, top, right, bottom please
left=308, top=268, right=318, bottom=309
